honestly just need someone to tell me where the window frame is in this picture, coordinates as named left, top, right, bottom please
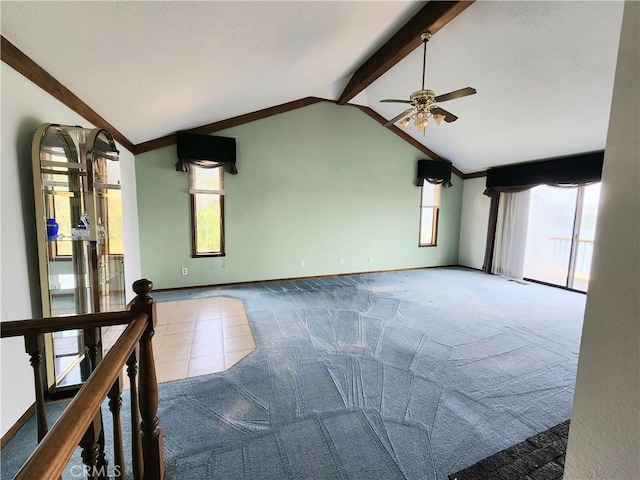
left=419, top=180, right=441, bottom=247
left=189, top=165, right=226, bottom=258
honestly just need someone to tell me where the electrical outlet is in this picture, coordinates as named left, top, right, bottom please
left=300, top=260, right=305, bottom=267
left=181, top=267, right=188, bottom=276
left=437, top=253, right=442, bottom=259
left=339, top=258, right=344, bottom=265
left=368, top=256, right=373, bottom=263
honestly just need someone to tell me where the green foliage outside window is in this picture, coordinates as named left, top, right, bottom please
left=191, top=166, right=224, bottom=256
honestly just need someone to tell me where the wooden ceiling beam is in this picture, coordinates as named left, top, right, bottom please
left=353, top=105, right=464, bottom=178
left=2, top=34, right=472, bottom=176
left=337, top=1, right=474, bottom=105
left=133, top=97, right=326, bottom=154
left=1, top=35, right=136, bottom=152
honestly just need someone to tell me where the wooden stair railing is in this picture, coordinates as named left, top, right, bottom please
left=0, top=279, right=164, bottom=480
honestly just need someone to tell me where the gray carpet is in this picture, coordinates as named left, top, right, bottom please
left=1, top=267, right=585, bottom=479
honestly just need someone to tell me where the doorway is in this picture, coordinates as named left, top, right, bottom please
left=523, top=183, right=601, bottom=292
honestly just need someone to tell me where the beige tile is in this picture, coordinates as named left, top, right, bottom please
left=177, top=298, right=199, bottom=306
left=220, top=306, right=247, bottom=318
left=155, top=360, right=188, bottom=384
left=154, top=308, right=172, bottom=318
left=156, top=301, right=177, bottom=315
left=175, top=301, right=200, bottom=313
left=223, top=324, right=252, bottom=339
left=222, top=299, right=245, bottom=308
left=173, top=313, right=199, bottom=325
left=156, top=313, right=174, bottom=326
left=224, top=335, right=255, bottom=353
left=154, top=325, right=169, bottom=337
left=197, top=310, right=221, bottom=322
left=187, top=355, right=225, bottom=376
left=190, top=340, right=224, bottom=358
left=224, top=349, right=254, bottom=369
left=210, top=297, right=238, bottom=306
left=221, top=315, right=248, bottom=328
left=195, top=317, right=222, bottom=331
left=198, top=298, right=221, bottom=307
left=128, top=296, right=253, bottom=383
left=198, top=299, right=220, bottom=313
left=155, top=343, right=191, bottom=362
left=160, top=331, right=194, bottom=347
left=192, top=328, right=224, bottom=344
left=166, top=322, right=196, bottom=335
left=150, top=333, right=165, bottom=347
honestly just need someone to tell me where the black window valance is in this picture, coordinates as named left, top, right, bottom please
left=175, top=131, right=237, bottom=174
left=484, top=151, right=603, bottom=196
left=417, top=159, right=453, bottom=187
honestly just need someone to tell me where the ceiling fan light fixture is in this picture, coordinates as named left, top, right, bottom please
left=379, top=32, right=476, bottom=136
left=414, top=116, right=428, bottom=134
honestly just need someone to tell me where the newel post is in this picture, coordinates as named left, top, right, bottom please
left=130, top=279, right=165, bottom=480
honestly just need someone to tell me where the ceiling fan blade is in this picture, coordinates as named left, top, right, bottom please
left=431, top=106, right=458, bottom=123
left=380, top=99, right=412, bottom=104
left=384, top=107, right=415, bottom=127
left=434, top=87, right=476, bottom=103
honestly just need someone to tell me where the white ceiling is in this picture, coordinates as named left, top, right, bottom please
left=0, top=1, right=625, bottom=174
left=366, top=1, right=625, bottom=172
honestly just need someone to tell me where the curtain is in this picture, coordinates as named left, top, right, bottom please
left=416, top=159, right=453, bottom=187
left=492, top=190, right=531, bottom=279
left=175, top=132, right=238, bottom=174
left=175, top=158, right=237, bottom=174
left=481, top=151, right=603, bottom=273
left=482, top=193, right=500, bottom=273
left=483, top=151, right=603, bottom=197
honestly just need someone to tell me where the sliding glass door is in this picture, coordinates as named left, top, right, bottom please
left=570, top=184, right=601, bottom=290
left=523, top=183, right=601, bottom=292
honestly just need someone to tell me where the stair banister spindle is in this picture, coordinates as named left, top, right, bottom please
left=130, top=279, right=165, bottom=480
left=83, top=327, right=108, bottom=480
left=108, top=375, right=126, bottom=480
left=79, top=413, right=103, bottom=480
left=83, top=327, right=101, bottom=370
left=24, top=334, right=48, bottom=442
left=12, top=310, right=148, bottom=480
left=3, top=279, right=164, bottom=480
left=127, top=349, right=143, bottom=480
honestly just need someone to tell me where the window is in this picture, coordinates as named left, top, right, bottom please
left=419, top=180, right=440, bottom=246
left=190, top=165, right=225, bottom=256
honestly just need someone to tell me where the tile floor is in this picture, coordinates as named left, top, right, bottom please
left=102, top=297, right=255, bottom=385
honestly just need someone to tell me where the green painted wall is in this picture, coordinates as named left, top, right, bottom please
left=135, top=102, right=463, bottom=289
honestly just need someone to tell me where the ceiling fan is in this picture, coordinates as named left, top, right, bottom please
left=381, top=33, right=476, bottom=136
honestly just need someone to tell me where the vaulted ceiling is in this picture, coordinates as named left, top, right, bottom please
left=0, top=1, right=625, bottom=174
